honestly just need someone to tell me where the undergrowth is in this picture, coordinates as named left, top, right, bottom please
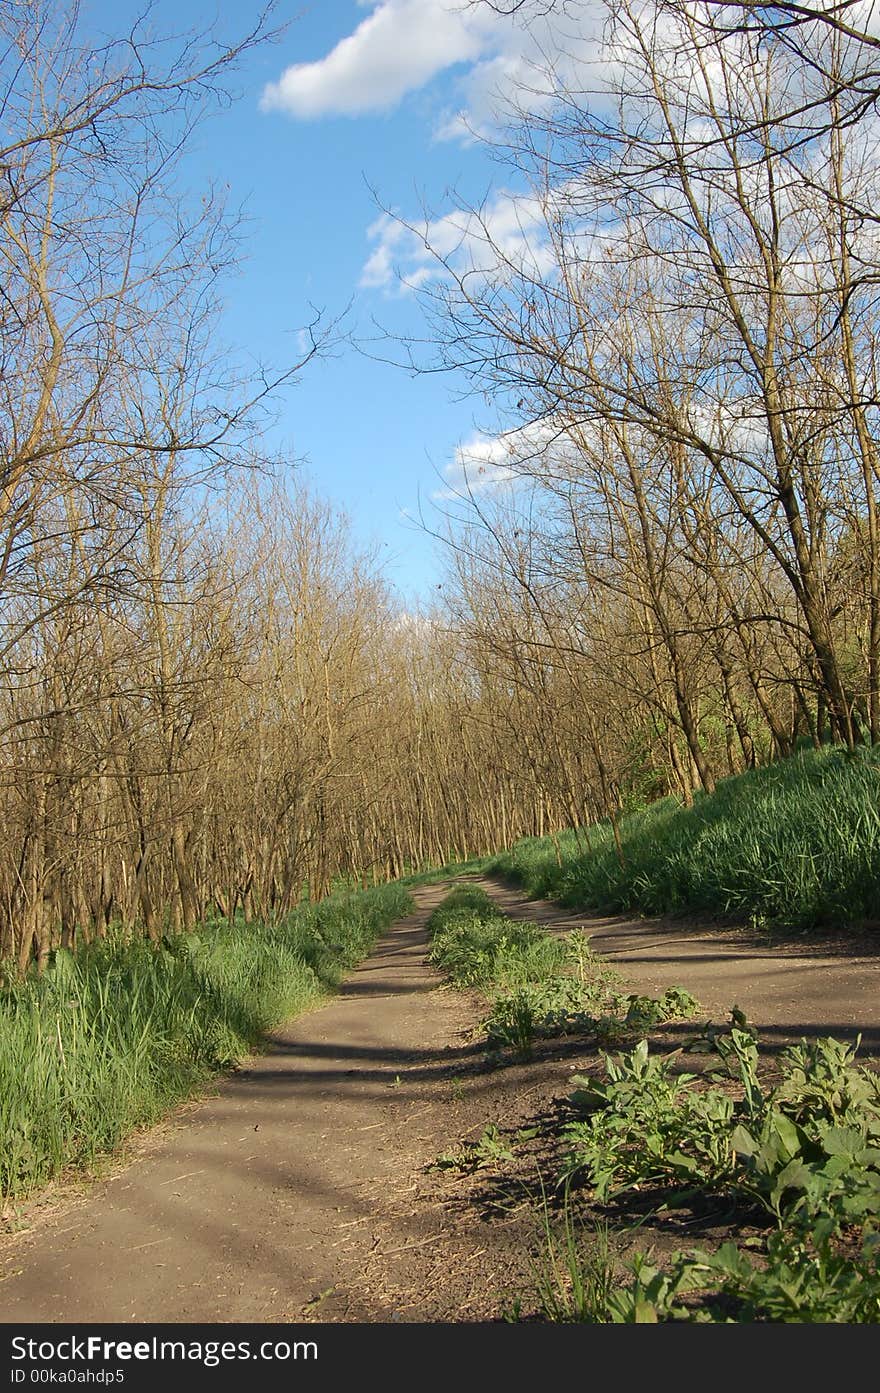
left=428, top=882, right=880, bottom=1321
left=529, top=1019, right=880, bottom=1322
left=426, top=885, right=699, bottom=1060
left=0, top=882, right=411, bottom=1203
left=491, top=745, right=880, bottom=932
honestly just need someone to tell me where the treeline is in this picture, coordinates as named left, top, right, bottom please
left=0, top=2, right=606, bottom=972
left=0, top=444, right=567, bottom=969
left=8, top=1, right=880, bottom=969
left=418, top=0, right=880, bottom=822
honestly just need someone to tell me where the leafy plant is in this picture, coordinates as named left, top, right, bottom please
left=565, top=1027, right=880, bottom=1232
left=514, top=1022, right=880, bottom=1323
left=432, top=1124, right=517, bottom=1172
left=624, top=987, right=701, bottom=1032
left=677, top=1228, right=880, bottom=1323
left=565, top=1040, right=736, bottom=1200
left=486, top=991, right=537, bottom=1059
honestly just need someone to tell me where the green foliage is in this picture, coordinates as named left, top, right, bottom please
left=565, top=1028, right=880, bottom=1227
left=551, top=1223, right=880, bottom=1324
left=486, top=989, right=538, bottom=1059
left=426, top=886, right=567, bottom=990
left=399, top=854, right=492, bottom=887
left=531, top=1226, right=880, bottom=1323
left=548, top=1024, right=880, bottom=1321
left=491, top=745, right=880, bottom=931
left=533, top=1206, right=620, bottom=1323
left=566, top=1040, right=737, bottom=1200
left=677, top=1228, right=880, bottom=1322
left=428, top=886, right=699, bottom=1059
left=623, top=987, right=701, bottom=1032
left=485, top=981, right=699, bottom=1058
left=432, top=1123, right=520, bottom=1172
left=598, top=1252, right=706, bottom=1323
left=0, top=882, right=411, bottom=1202
left=517, top=1021, right=880, bottom=1323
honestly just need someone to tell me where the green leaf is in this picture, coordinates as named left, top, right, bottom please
left=569, top=1079, right=609, bottom=1112
left=770, top=1157, right=811, bottom=1205
left=731, top=1123, right=758, bottom=1158
left=822, top=1125, right=865, bottom=1157
left=769, top=1110, right=802, bottom=1161
left=633, top=1299, right=659, bottom=1323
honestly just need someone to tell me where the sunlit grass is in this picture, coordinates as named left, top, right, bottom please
left=491, top=745, right=880, bottom=932
left=0, top=882, right=411, bottom=1202
left=426, top=884, right=567, bottom=990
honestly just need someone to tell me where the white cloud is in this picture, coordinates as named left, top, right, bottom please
left=435, top=10, right=608, bottom=143
left=260, top=0, right=494, bottom=118
left=435, top=420, right=562, bottom=500
left=360, top=188, right=556, bottom=292
left=261, top=0, right=608, bottom=131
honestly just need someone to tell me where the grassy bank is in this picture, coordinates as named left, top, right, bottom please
left=491, top=745, right=880, bottom=932
left=0, top=882, right=411, bottom=1203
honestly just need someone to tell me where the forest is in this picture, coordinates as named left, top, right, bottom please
left=2, top=0, right=880, bottom=973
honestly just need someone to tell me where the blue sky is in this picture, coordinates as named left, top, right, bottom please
left=80, top=0, right=599, bottom=601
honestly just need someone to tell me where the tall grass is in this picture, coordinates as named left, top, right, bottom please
left=0, top=882, right=411, bottom=1202
left=426, top=885, right=567, bottom=989
left=491, top=745, right=880, bottom=931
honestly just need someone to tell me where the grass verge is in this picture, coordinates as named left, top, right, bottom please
left=0, top=882, right=411, bottom=1203
left=491, top=745, right=880, bottom=932
left=425, top=884, right=699, bottom=1062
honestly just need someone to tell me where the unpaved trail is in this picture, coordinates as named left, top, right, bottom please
left=0, top=883, right=489, bottom=1323
left=2, top=874, right=879, bottom=1324
left=479, top=877, right=880, bottom=1053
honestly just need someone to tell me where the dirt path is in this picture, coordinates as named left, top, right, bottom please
left=0, top=883, right=490, bottom=1322
left=479, top=878, right=880, bottom=1054
left=2, top=875, right=879, bottom=1324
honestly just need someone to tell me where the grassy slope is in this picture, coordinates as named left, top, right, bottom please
left=0, top=882, right=411, bottom=1202
left=491, top=745, right=880, bottom=931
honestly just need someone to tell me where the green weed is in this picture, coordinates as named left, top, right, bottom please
left=505, top=1022, right=880, bottom=1322
left=428, top=887, right=699, bottom=1058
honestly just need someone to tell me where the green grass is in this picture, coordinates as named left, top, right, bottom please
left=0, top=882, right=411, bottom=1203
left=491, top=745, right=880, bottom=931
left=426, top=886, right=699, bottom=1060
left=399, top=853, right=492, bottom=888
left=426, top=885, right=567, bottom=990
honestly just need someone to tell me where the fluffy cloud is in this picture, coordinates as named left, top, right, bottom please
left=261, top=0, right=494, bottom=118
left=360, top=187, right=555, bottom=292
left=261, top=0, right=606, bottom=130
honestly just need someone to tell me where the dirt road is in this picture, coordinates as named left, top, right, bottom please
left=482, top=879, right=880, bottom=1053
left=2, top=875, right=879, bottom=1322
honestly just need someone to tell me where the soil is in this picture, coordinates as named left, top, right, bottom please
left=1, top=874, right=879, bottom=1324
